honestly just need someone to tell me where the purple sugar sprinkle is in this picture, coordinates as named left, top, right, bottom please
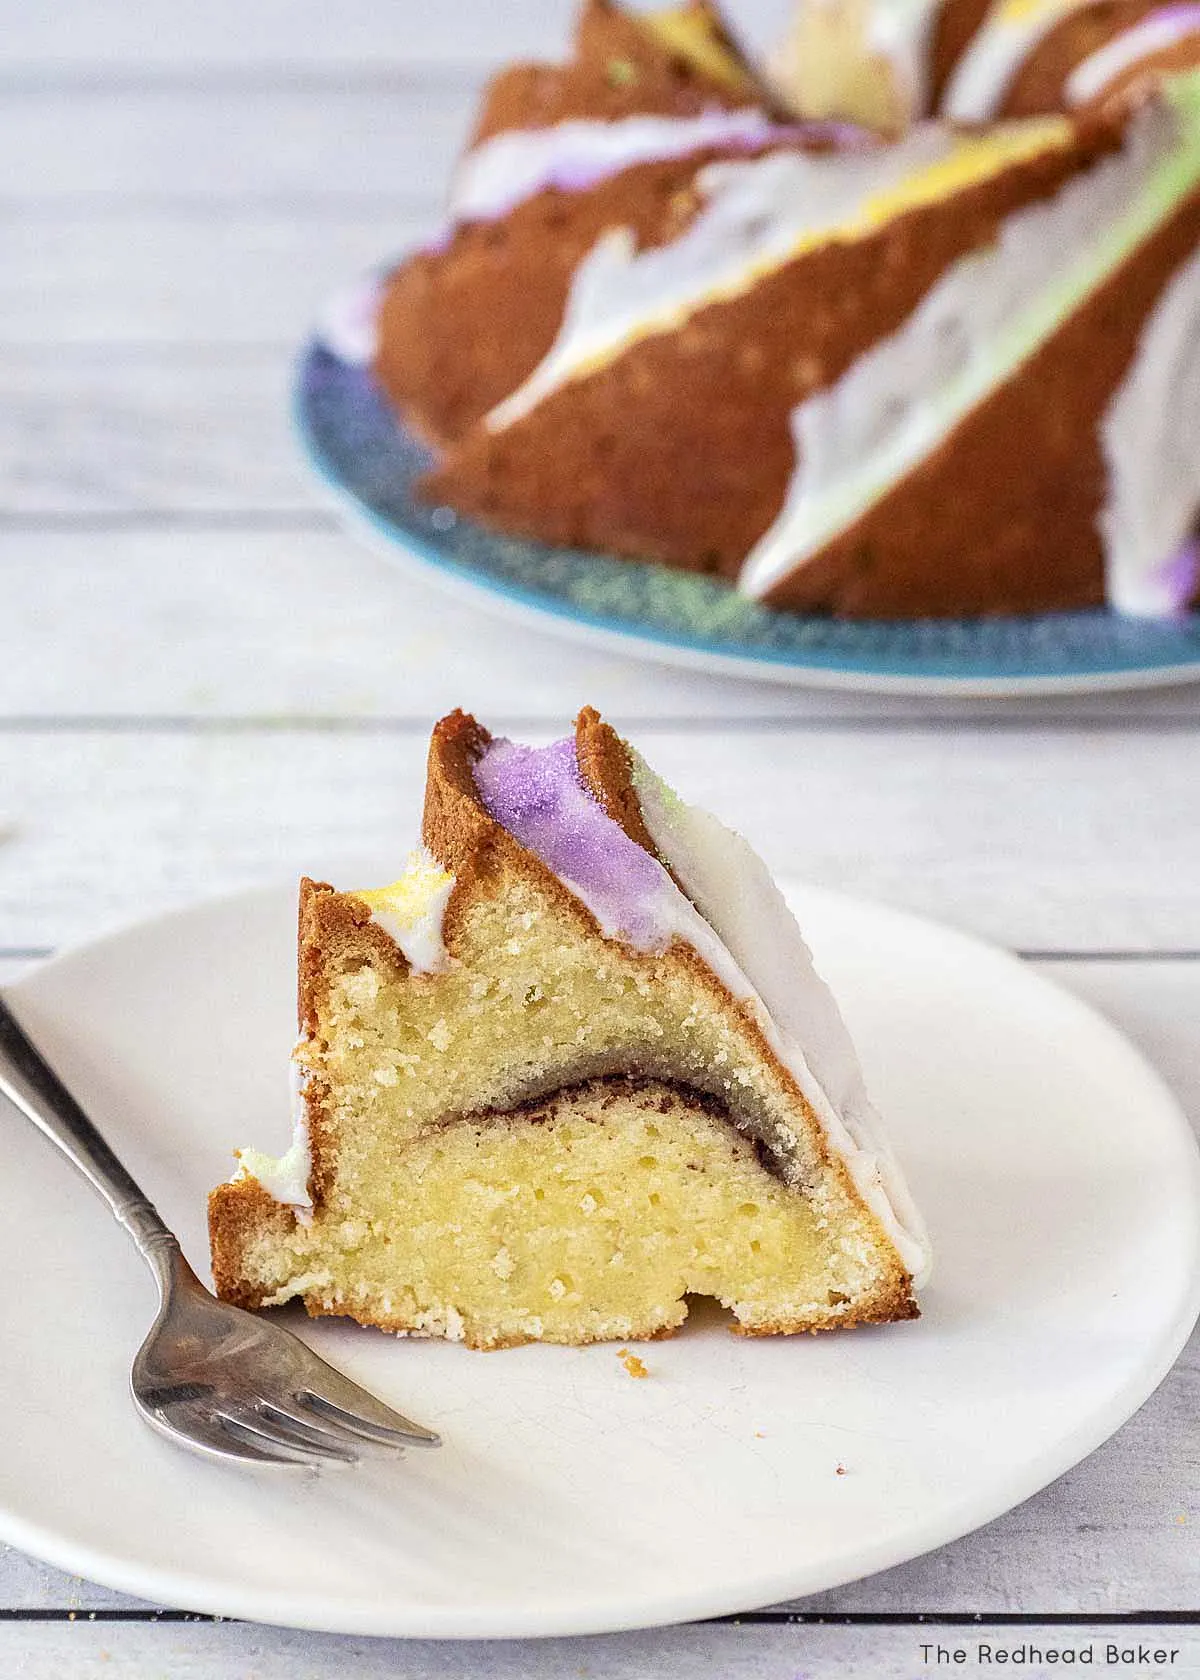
left=474, top=736, right=669, bottom=946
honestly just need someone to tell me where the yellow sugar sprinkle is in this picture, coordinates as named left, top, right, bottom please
left=861, top=120, right=1071, bottom=230
left=355, top=850, right=454, bottom=930
left=994, top=0, right=1090, bottom=28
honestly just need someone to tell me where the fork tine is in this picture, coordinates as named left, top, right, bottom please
left=257, top=1396, right=403, bottom=1456
left=295, top=1351, right=440, bottom=1445
left=140, top=1403, right=317, bottom=1470
left=217, top=1407, right=360, bottom=1467
left=297, top=1384, right=440, bottom=1451
left=300, top=1390, right=438, bottom=1448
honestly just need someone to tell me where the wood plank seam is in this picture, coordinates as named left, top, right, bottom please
left=1, top=716, right=1199, bottom=734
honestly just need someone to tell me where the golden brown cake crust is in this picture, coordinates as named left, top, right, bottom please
left=420, top=707, right=499, bottom=871
left=292, top=1276, right=918, bottom=1348
left=208, top=1178, right=298, bottom=1311
left=573, top=704, right=664, bottom=862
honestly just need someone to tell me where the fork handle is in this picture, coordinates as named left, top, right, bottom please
left=0, top=996, right=180, bottom=1284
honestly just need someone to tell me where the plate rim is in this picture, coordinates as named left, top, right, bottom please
left=2, top=875, right=1199, bottom=1638
left=294, top=331, right=1200, bottom=700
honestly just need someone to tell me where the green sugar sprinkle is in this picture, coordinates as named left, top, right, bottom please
left=607, top=57, right=638, bottom=87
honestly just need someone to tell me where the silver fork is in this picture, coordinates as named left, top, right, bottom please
left=0, top=995, right=439, bottom=1469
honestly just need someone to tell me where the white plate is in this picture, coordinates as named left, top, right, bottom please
left=1, top=878, right=1197, bottom=1638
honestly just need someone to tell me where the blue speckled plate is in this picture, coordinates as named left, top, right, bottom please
left=296, top=297, right=1200, bottom=696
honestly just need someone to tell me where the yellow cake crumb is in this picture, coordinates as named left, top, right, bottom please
left=618, top=1348, right=649, bottom=1379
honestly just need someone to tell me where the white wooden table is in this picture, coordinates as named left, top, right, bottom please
left=2, top=2, right=1198, bottom=1673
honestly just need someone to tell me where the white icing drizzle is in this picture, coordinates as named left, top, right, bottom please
left=353, top=847, right=456, bottom=974
left=486, top=126, right=966, bottom=430
left=629, top=753, right=933, bottom=1287
left=1099, top=241, right=1200, bottom=615
left=450, top=108, right=783, bottom=223
left=942, top=0, right=1096, bottom=119
left=738, top=95, right=1198, bottom=602
left=1066, top=6, right=1200, bottom=105
left=232, top=1054, right=314, bottom=1214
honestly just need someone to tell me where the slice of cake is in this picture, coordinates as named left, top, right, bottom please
left=209, top=709, right=930, bottom=1349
